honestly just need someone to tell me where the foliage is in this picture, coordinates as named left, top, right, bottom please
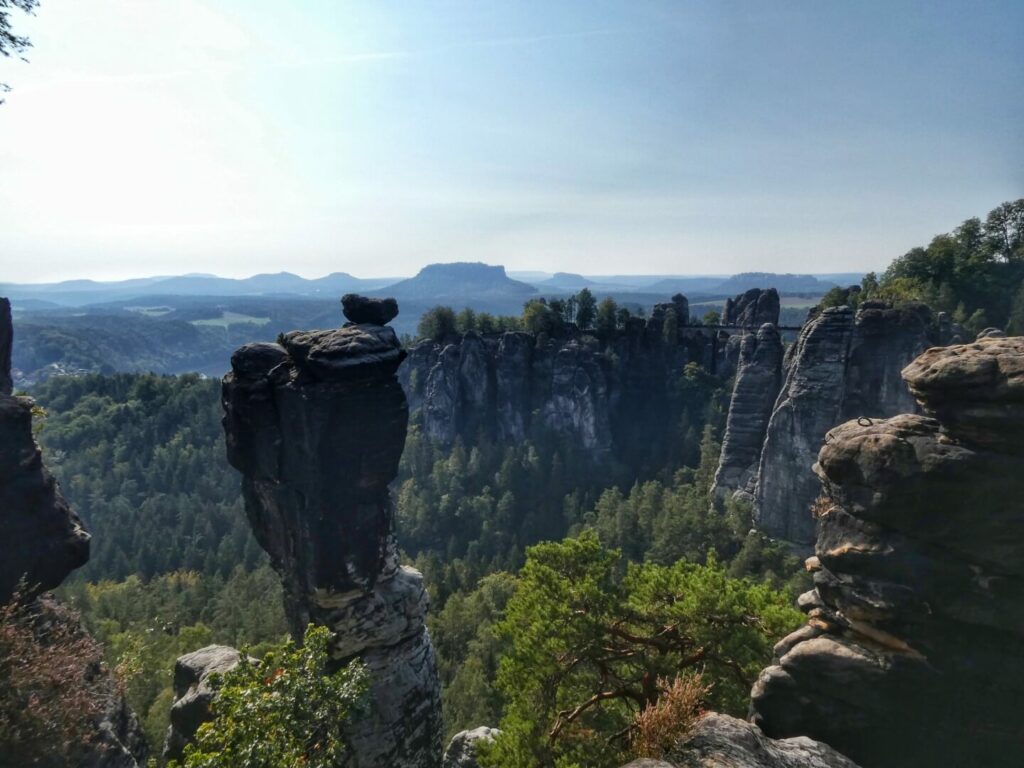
left=171, top=625, right=368, bottom=768
left=417, top=306, right=458, bottom=341
left=480, top=533, right=802, bottom=768
left=0, top=0, right=38, bottom=101
left=61, top=567, right=288, bottom=756
left=32, top=373, right=264, bottom=581
left=868, top=199, right=1024, bottom=329
left=630, top=675, right=707, bottom=760
left=0, top=595, right=108, bottom=768
left=429, top=572, right=517, bottom=740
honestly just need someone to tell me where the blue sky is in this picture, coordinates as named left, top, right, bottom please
left=0, top=0, right=1020, bottom=282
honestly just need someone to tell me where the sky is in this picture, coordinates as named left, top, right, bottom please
left=0, top=1, right=1021, bottom=283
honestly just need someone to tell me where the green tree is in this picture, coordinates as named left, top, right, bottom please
left=481, top=533, right=801, bottom=768
left=596, top=298, right=618, bottom=339
left=575, top=288, right=597, bottom=330
left=1006, top=281, right=1024, bottom=335
left=456, top=307, right=478, bottom=334
left=417, top=306, right=458, bottom=341
left=701, top=309, right=720, bottom=326
left=174, top=625, right=368, bottom=768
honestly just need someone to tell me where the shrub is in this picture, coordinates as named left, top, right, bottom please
left=630, top=675, right=708, bottom=759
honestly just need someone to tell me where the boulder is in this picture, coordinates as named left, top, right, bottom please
left=342, top=294, right=399, bottom=326
left=164, top=646, right=245, bottom=762
left=442, top=726, right=500, bottom=768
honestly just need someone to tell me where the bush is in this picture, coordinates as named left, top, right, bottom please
left=173, top=625, right=368, bottom=768
left=0, top=596, right=109, bottom=767
left=630, top=675, right=708, bottom=760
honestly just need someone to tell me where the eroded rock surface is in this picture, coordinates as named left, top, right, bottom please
left=222, top=299, right=443, bottom=768
left=753, top=301, right=936, bottom=543
left=164, top=646, right=245, bottom=762
left=749, top=337, right=1024, bottom=768
left=342, top=294, right=399, bottom=326
left=665, top=713, right=859, bottom=768
left=712, top=324, right=784, bottom=504
left=441, top=726, right=500, bottom=768
left=0, top=300, right=91, bottom=602
left=723, top=288, right=781, bottom=329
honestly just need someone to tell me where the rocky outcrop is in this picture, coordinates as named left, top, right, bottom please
left=753, top=301, right=935, bottom=543
left=1, top=298, right=12, bottom=395
left=664, top=713, right=859, bottom=767
left=441, top=727, right=500, bottom=768
left=222, top=302, right=443, bottom=768
left=164, top=646, right=245, bottom=762
left=400, top=298, right=726, bottom=461
left=0, top=300, right=90, bottom=603
left=0, top=299, right=144, bottom=767
left=749, top=337, right=1024, bottom=767
left=712, top=324, right=784, bottom=504
left=723, top=289, right=781, bottom=329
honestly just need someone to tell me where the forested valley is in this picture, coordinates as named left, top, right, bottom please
left=15, top=199, right=1024, bottom=766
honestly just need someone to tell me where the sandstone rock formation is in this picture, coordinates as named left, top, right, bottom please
left=712, top=324, right=784, bottom=504
left=665, top=713, right=859, bottom=768
left=222, top=304, right=443, bottom=768
left=0, top=299, right=144, bottom=767
left=441, top=726, right=500, bottom=768
left=749, top=337, right=1024, bottom=768
left=723, top=288, right=781, bottom=329
left=399, top=297, right=726, bottom=460
left=164, top=646, right=245, bottom=762
left=0, top=301, right=90, bottom=602
left=342, top=293, right=399, bottom=326
left=1, top=298, right=12, bottom=395
left=753, top=301, right=935, bottom=543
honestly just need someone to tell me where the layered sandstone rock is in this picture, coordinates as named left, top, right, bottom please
left=712, top=324, right=784, bottom=504
left=749, top=337, right=1024, bottom=767
left=753, top=301, right=934, bottom=543
left=222, top=302, right=443, bottom=768
left=441, top=727, right=500, bottom=768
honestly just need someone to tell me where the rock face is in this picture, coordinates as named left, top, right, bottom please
left=441, top=727, right=500, bottom=768
left=1, top=298, right=12, bottom=395
left=723, top=288, right=781, bottom=329
left=164, top=646, right=245, bottom=763
left=753, top=301, right=935, bottom=543
left=664, top=713, right=860, bottom=768
left=749, top=337, right=1024, bottom=768
left=712, top=324, right=784, bottom=504
left=0, top=301, right=91, bottom=603
left=0, top=299, right=144, bottom=767
left=222, top=302, right=443, bottom=768
left=400, top=300, right=726, bottom=459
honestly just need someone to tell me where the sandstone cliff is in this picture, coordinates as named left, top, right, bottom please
left=711, top=323, right=784, bottom=504
left=221, top=297, right=443, bottom=767
left=752, top=301, right=935, bottom=543
left=749, top=337, right=1024, bottom=767
left=400, top=294, right=728, bottom=460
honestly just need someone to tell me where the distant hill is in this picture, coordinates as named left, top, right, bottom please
left=378, top=262, right=537, bottom=303
left=538, top=272, right=596, bottom=290
left=0, top=272, right=397, bottom=307
left=647, top=277, right=733, bottom=295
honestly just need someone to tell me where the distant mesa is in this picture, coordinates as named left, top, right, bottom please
left=377, top=262, right=537, bottom=302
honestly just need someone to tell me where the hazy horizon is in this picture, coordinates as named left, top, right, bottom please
left=1, top=1, right=1020, bottom=283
